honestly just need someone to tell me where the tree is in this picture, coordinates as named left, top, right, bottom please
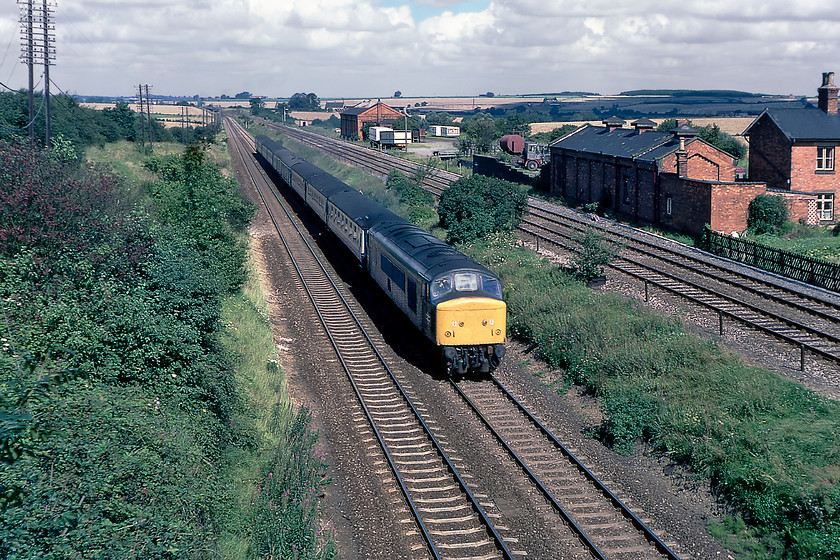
left=465, top=116, right=498, bottom=153
left=656, top=119, right=746, bottom=160
left=234, top=91, right=251, bottom=99
left=747, top=194, right=789, bottom=235
left=392, top=115, right=419, bottom=132
left=288, top=93, right=321, bottom=111
left=249, top=98, right=265, bottom=115
left=394, top=91, right=402, bottom=98
left=425, top=112, right=455, bottom=126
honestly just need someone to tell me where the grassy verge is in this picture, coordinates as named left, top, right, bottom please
left=218, top=255, right=335, bottom=559
left=464, top=233, right=840, bottom=559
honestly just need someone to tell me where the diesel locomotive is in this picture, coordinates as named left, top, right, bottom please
left=255, top=134, right=506, bottom=375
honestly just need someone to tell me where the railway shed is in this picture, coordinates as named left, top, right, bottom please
left=340, top=101, right=404, bottom=141
left=549, top=118, right=767, bottom=235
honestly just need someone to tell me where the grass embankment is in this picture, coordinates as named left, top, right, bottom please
left=465, top=233, right=840, bottom=559
left=219, top=260, right=334, bottom=559
left=0, top=138, right=334, bottom=558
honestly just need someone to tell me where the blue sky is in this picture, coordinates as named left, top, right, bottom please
left=379, top=0, right=489, bottom=21
left=0, top=1, right=838, bottom=99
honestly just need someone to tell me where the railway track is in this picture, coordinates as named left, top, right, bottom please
left=453, top=375, right=682, bottom=560
left=227, top=117, right=512, bottom=559
left=227, top=118, right=689, bottom=559
left=253, top=119, right=840, bottom=373
left=522, top=200, right=840, bottom=371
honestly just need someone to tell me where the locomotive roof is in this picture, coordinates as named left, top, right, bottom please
left=369, top=220, right=495, bottom=282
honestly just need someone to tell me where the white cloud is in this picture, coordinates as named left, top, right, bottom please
left=0, top=0, right=839, bottom=97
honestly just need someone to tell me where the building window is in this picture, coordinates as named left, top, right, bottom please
left=816, top=146, right=835, bottom=172
left=622, top=177, right=631, bottom=204
left=817, top=193, right=834, bottom=221
left=666, top=197, right=673, bottom=216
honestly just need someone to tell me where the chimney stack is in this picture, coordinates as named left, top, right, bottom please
left=818, top=72, right=838, bottom=114
left=602, top=116, right=625, bottom=132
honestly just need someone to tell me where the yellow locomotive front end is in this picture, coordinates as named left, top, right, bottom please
left=436, top=298, right=506, bottom=346
left=431, top=271, right=506, bottom=375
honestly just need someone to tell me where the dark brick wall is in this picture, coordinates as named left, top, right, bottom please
left=746, top=114, right=792, bottom=190
left=550, top=137, right=736, bottom=229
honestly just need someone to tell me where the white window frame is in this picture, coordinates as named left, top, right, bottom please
left=816, top=193, right=834, bottom=221
left=816, top=146, right=835, bottom=172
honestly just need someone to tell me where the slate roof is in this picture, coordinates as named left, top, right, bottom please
left=743, top=107, right=840, bottom=141
left=550, top=124, right=683, bottom=162
left=340, top=102, right=399, bottom=117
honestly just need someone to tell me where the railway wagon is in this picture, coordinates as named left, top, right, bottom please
left=254, top=134, right=506, bottom=374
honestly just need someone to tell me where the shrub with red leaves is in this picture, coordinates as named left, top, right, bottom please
left=0, top=139, right=152, bottom=281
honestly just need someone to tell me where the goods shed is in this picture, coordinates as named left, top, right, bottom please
left=340, top=102, right=403, bottom=140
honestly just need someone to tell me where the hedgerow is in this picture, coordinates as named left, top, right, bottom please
left=0, top=139, right=253, bottom=557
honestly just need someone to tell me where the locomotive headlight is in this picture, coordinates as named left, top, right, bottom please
left=482, top=320, right=488, bottom=326
left=459, top=322, right=464, bottom=327
left=495, top=329, right=501, bottom=335
left=445, top=331, right=452, bottom=337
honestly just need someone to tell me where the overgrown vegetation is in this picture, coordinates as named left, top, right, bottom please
left=570, top=225, right=618, bottom=281
left=437, top=174, right=528, bottom=244
left=463, top=233, right=840, bottom=559
left=747, top=194, right=791, bottom=235
left=0, top=91, right=219, bottom=153
left=385, top=168, right=437, bottom=228
left=0, top=137, right=334, bottom=558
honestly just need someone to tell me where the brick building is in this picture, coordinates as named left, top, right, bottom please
left=340, top=102, right=404, bottom=140
left=742, top=72, right=840, bottom=224
left=549, top=118, right=763, bottom=234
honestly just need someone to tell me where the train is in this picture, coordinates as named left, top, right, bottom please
left=254, top=134, right=506, bottom=375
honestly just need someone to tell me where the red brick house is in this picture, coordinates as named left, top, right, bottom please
left=340, top=102, right=404, bottom=140
left=742, top=72, right=840, bottom=224
left=549, top=118, right=763, bottom=234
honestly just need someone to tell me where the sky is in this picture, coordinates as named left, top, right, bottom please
left=0, top=0, right=839, bottom=99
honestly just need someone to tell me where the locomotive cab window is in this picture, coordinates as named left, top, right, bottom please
left=481, top=275, right=503, bottom=299
left=454, top=273, right=478, bottom=291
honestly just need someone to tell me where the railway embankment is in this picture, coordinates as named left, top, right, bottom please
left=465, top=232, right=840, bottom=558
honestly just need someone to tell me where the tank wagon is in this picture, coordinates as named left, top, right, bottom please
left=255, top=135, right=506, bottom=375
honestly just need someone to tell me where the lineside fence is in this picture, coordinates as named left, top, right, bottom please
left=700, top=227, right=840, bottom=293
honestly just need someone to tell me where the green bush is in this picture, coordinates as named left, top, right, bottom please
left=571, top=226, right=616, bottom=281
left=437, top=175, right=528, bottom=244
left=748, top=194, right=790, bottom=235
left=0, top=141, right=257, bottom=557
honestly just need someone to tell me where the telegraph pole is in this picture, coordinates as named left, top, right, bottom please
left=18, top=0, right=55, bottom=146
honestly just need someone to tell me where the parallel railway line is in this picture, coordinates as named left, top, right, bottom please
left=227, top=117, right=686, bottom=559
left=256, top=119, right=840, bottom=372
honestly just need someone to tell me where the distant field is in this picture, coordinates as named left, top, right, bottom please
left=530, top=117, right=756, bottom=137
left=81, top=102, right=214, bottom=128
